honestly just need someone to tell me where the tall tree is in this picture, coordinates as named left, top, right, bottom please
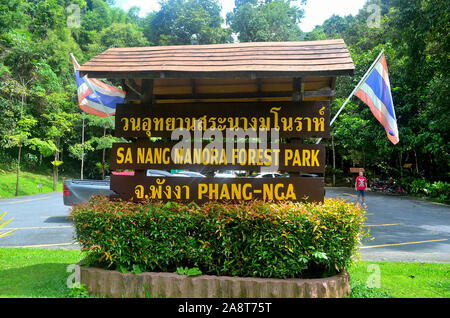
left=227, top=0, right=306, bottom=42
left=148, top=0, right=232, bottom=45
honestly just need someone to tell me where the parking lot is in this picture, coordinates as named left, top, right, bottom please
left=1, top=188, right=449, bottom=262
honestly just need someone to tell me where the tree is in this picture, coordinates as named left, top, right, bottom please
left=148, top=0, right=232, bottom=45
left=42, top=111, right=78, bottom=190
left=86, top=22, right=149, bottom=57
left=68, top=114, right=119, bottom=180
left=227, top=0, right=306, bottom=42
left=7, top=117, right=35, bottom=196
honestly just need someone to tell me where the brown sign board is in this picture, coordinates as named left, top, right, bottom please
left=110, top=175, right=324, bottom=203
left=349, top=167, right=365, bottom=173
left=114, top=101, right=330, bottom=139
left=110, top=141, right=325, bottom=173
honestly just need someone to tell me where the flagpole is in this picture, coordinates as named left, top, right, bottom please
left=81, top=115, right=85, bottom=180
left=315, top=49, right=385, bottom=144
left=70, top=52, right=80, bottom=69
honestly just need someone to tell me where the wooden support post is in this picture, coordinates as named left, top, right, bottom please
left=136, top=79, right=154, bottom=177
left=332, top=134, right=336, bottom=187
left=141, top=79, right=154, bottom=105
left=330, top=77, right=337, bottom=100
left=292, top=78, right=304, bottom=102
left=191, top=79, right=199, bottom=102
left=121, top=79, right=141, bottom=102
left=257, top=78, right=262, bottom=102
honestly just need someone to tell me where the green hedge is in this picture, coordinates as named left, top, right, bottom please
left=71, top=197, right=366, bottom=279
left=400, top=177, right=450, bottom=203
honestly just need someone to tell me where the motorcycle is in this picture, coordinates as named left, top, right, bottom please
left=370, top=180, right=386, bottom=192
left=385, top=182, right=408, bottom=195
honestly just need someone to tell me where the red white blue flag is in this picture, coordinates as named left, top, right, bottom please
left=355, top=54, right=399, bottom=144
left=71, top=54, right=125, bottom=118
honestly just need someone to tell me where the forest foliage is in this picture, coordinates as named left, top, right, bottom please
left=0, top=0, right=448, bottom=192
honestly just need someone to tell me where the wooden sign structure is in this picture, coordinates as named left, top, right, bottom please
left=111, top=175, right=325, bottom=203
left=349, top=167, right=365, bottom=173
left=110, top=141, right=326, bottom=173
left=114, top=101, right=330, bottom=138
left=78, top=40, right=355, bottom=203
left=110, top=101, right=328, bottom=203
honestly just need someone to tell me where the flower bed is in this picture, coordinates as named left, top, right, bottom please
left=76, top=263, right=350, bottom=298
left=71, top=197, right=365, bottom=297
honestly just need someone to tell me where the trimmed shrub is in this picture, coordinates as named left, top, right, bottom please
left=71, top=197, right=366, bottom=279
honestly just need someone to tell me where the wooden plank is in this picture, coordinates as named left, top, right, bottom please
left=79, top=69, right=354, bottom=79
left=304, top=87, right=334, bottom=97
left=155, top=97, right=295, bottom=104
left=98, top=49, right=351, bottom=60
left=99, top=45, right=348, bottom=56
left=100, top=40, right=347, bottom=52
left=151, top=80, right=332, bottom=96
left=260, top=83, right=291, bottom=92
left=89, top=53, right=352, bottom=62
left=152, top=78, right=326, bottom=88
left=79, top=63, right=355, bottom=72
left=114, top=101, right=330, bottom=138
left=80, top=57, right=354, bottom=67
left=96, top=46, right=350, bottom=53
left=153, top=79, right=191, bottom=87
left=104, top=39, right=344, bottom=49
left=89, top=51, right=352, bottom=59
left=303, top=96, right=331, bottom=101
left=153, top=86, right=193, bottom=95
left=152, top=89, right=334, bottom=101
left=110, top=141, right=326, bottom=173
left=110, top=175, right=325, bottom=203
left=350, top=167, right=365, bottom=173
left=196, top=84, right=258, bottom=94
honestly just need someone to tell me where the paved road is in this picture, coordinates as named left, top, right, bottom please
left=0, top=192, right=77, bottom=249
left=327, top=188, right=450, bottom=262
left=1, top=189, right=449, bottom=262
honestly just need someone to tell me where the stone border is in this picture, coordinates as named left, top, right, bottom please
left=76, top=263, right=350, bottom=298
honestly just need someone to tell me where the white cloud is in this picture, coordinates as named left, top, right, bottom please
left=114, top=0, right=367, bottom=32
left=114, top=0, right=161, bottom=16
left=114, top=0, right=234, bottom=19
left=299, top=0, right=367, bottom=32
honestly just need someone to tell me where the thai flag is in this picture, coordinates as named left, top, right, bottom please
left=71, top=54, right=125, bottom=118
left=355, top=54, right=399, bottom=144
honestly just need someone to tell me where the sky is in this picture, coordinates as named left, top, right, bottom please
left=114, top=0, right=367, bottom=32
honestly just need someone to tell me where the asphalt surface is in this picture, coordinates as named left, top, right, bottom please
left=327, top=187, right=450, bottom=262
left=0, top=192, right=77, bottom=249
left=0, top=188, right=449, bottom=262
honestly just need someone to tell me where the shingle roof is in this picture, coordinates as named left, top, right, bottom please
left=78, top=39, right=354, bottom=79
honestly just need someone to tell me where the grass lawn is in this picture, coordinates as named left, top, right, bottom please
left=0, top=248, right=83, bottom=298
left=0, top=169, right=65, bottom=199
left=0, top=248, right=449, bottom=298
left=348, top=261, right=450, bottom=298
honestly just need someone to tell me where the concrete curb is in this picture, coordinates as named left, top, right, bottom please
left=76, top=263, right=350, bottom=298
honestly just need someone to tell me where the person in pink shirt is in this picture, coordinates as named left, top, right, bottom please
left=355, top=170, right=367, bottom=207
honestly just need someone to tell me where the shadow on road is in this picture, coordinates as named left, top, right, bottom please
left=44, top=216, right=73, bottom=223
